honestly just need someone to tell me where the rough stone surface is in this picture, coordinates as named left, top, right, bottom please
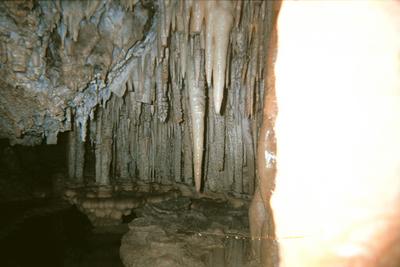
left=0, top=0, right=151, bottom=145
left=120, top=195, right=259, bottom=267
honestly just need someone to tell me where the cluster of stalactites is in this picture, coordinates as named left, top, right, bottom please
left=157, top=0, right=236, bottom=191
left=131, top=0, right=264, bottom=190
left=115, top=0, right=236, bottom=117
left=109, top=0, right=264, bottom=117
left=155, top=0, right=270, bottom=116
left=68, top=0, right=273, bottom=193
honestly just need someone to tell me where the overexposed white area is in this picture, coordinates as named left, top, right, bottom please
left=271, top=0, right=400, bottom=266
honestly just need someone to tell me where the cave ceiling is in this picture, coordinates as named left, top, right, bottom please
left=0, top=0, right=153, bottom=145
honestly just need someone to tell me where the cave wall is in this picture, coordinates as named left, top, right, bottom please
left=0, top=0, right=151, bottom=145
left=1, top=0, right=277, bottom=196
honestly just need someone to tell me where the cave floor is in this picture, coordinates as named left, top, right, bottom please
left=0, top=193, right=256, bottom=267
left=120, top=194, right=256, bottom=267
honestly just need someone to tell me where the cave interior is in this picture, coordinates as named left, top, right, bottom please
left=0, top=0, right=277, bottom=266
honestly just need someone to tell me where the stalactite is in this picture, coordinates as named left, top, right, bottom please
left=246, top=12, right=259, bottom=118
left=60, top=0, right=100, bottom=43
left=205, top=87, right=226, bottom=192
left=209, top=1, right=234, bottom=114
left=156, top=48, right=169, bottom=122
left=169, top=34, right=183, bottom=123
left=179, top=33, right=187, bottom=79
left=187, top=34, right=206, bottom=192
left=67, top=128, right=85, bottom=185
left=234, top=0, right=243, bottom=28
left=203, top=2, right=213, bottom=90
left=94, top=108, right=103, bottom=185
left=63, top=0, right=274, bottom=198
left=242, top=118, right=255, bottom=194
left=158, top=0, right=171, bottom=49
left=141, top=53, right=154, bottom=104
left=190, top=1, right=205, bottom=34
left=112, top=96, right=130, bottom=181
left=94, top=106, right=113, bottom=186
left=120, top=0, right=139, bottom=11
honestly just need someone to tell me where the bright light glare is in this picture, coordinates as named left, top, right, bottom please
left=271, top=1, right=400, bottom=266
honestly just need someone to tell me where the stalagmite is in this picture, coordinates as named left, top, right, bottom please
left=187, top=35, right=206, bottom=192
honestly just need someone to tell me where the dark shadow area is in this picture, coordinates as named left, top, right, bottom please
left=122, top=211, right=137, bottom=224
left=0, top=134, right=126, bottom=267
left=0, top=133, right=68, bottom=201
left=0, top=204, right=125, bottom=267
left=0, top=205, right=91, bottom=267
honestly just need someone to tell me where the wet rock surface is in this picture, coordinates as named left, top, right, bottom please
left=120, top=195, right=259, bottom=267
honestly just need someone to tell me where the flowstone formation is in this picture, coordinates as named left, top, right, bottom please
left=64, top=181, right=249, bottom=227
